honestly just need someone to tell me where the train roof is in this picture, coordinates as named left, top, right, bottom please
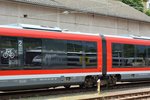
left=0, top=23, right=62, bottom=32
left=0, top=23, right=149, bottom=41
left=0, top=23, right=99, bottom=36
left=105, top=34, right=150, bottom=41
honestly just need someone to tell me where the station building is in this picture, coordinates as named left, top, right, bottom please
left=1, top=0, right=150, bottom=36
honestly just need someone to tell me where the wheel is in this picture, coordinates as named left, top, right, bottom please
left=84, top=77, right=94, bottom=88
left=106, top=75, right=117, bottom=87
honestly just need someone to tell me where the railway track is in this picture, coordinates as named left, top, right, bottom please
left=0, top=81, right=150, bottom=100
left=0, top=87, right=96, bottom=100
left=85, top=90, right=150, bottom=100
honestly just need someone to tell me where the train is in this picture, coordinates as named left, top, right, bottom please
left=0, top=24, right=150, bottom=90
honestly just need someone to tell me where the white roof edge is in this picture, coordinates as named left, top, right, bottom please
left=62, top=31, right=99, bottom=36
left=0, top=23, right=150, bottom=40
left=104, top=34, right=150, bottom=40
left=0, top=23, right=99, bottom=36
left=0, top=25, right=22, bottom=29
left=104, top=34, right=133, bottom=39
left=0, top=23, right=62, bottom=31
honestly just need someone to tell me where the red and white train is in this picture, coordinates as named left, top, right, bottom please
left=0, top=24, right=150, bottom=90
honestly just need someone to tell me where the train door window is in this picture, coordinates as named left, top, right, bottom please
left=23, top=38, right=42, bottom=69
left=112, top=43, right=123, bottom=67
left=42, top=39, right=67, bottom=69
left=0, top=36, right=18, bottom=69
left=135, top=45, right=146, bottom=67
left=123, top=44, right=135, bottom=67
left=84, top=42, right=97, bottom=68
left=67, top=40, right=83, bottom=68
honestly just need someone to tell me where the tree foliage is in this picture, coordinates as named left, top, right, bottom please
left=121, top=0, right=144, bottom=12
left=145, top=9, right=150, bottom=16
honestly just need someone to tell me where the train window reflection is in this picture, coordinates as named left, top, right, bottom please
left=23, top=38, right=97, bottom=70
left=112, top=43, right=123, bottom=67
left=67, top=41, right=83, bottom=68
left=84, top=42, right=97, bottom=68
left=43, top=39, right=67, bottom=69
left=112, top=43, right=150, bottom=68
left=23, top=38, right=42, bottom=69
left=0, top=36, right=97, bottom=70
left=0, top=36, right=18, bottom=69
left=135, top=45, right=146, bottom=66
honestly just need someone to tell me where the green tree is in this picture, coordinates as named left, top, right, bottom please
left=145, top=9, right=150, bottom=16
left=121, top=0, right=144, bottom=12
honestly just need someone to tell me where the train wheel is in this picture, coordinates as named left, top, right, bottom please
left=112, top=76, right=117, bottom=85
left=84, top=77, right=94, bottom=88
left=107, top=75, right=117, bottom=86
left=64, top=85, right=71, bottom=89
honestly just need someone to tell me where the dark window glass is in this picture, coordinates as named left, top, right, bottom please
left=42, top=39, right=97, bottom=69
left=112, top=43, right=123, bottom=57
left=22, top=38, right=97, bottom=70
left=112, top=43, right=150, bottom=68
left=0, top=36, right=18, bottom=69
left=123, top=44, right=135, bottom=67
left=23, top=38, right=42, bottom=69
left=135, top=45, right=146, bottom=66
left=136, top=45, right=146, bottom=57
left=112, top=43, right=124, bottom=67
left=84, top=42, right=97, bottom=68
left=67, top=41, right=82, bottom=52
left=0, top=36, right=97, bottom=70
left=124, top=44, right=135, bottom=57
left=42, top=39, right=67, bottom=69
left=67, top=41, right=83, bottom=68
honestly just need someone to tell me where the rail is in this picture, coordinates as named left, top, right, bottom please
left=84, top=90, right=150, bottom=100
left=0, top=82, right=150, bottom=100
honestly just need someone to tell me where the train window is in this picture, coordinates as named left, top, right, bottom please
left=67, top=41, right=82, bottom=52
left=0, top=36, right=18, bottom=69
left=42, top=39, right=67, bottom=69
left=112, top=43, right=136, bottom=67
left=123, top=44, right=135, bottom=67
left=112, top=43, right=150, bottom=68
left=42, top=39, right=97, bottom=69
left=23, top=38, right=42, bottom=69
left=112, top=43, right=123, bottom=57
left=67, top=41, right=83, bottom=68
left=135, top=45, right=146, bottom=67
left=84, top=42, right=97, bottom=68
left=124, top=44, right=135, bottom=58
left=112, top=43, right=124, bottom=67
left=22, top=38, right=97, bottom=70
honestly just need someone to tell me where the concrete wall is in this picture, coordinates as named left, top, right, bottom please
left=0, top=0, right=150, bottom=36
